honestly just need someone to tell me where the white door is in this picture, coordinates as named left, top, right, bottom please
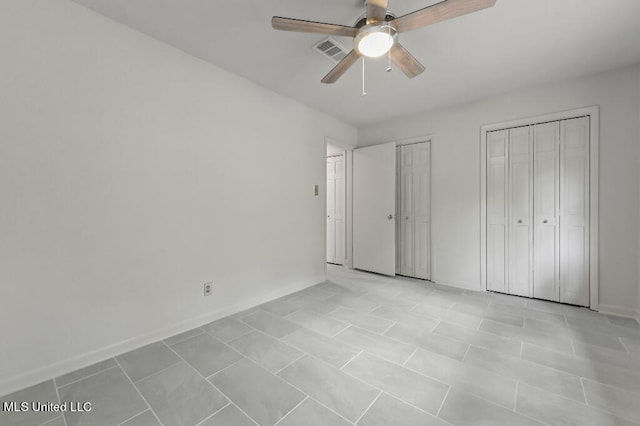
left=353, top=142, right=396, bottom=275
left=533, top=121, right=560, bottom=302
left=508, top=126, right=533, bottom=297
left=412, top=142, right=431, bottom=280
left=398, top=145, right=414, bottom=276
left=486, top=130, right=508, bottom=293
left=326, top=157, right=336, bottom=264
left=560, top=117, right=589, bottom=306
left=326, top=155, right=345, bottom=265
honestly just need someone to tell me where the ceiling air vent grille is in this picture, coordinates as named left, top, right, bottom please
left=312, top=37, right=348, bottom=64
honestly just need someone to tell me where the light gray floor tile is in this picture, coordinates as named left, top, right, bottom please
left=583, top=379, right=640, bottom=424
left=606, top=314, right=640, bottom=329
left=281, top=328, right=360, bottom=368
left=286, top=309, right=349, bottom=337
left=40, top=417, right=65, bottom=426
left=464, top=346, right=585, bottom=402
left=565, top=316, right=640, bottom=341
left=481, top=319, right=574, bottom=355
left=452, top=302, right=525, bottom=327
left=229, top=307, right=261, bottom=319
left=121, top=410, right=161, bottom=426
left=228, top=330, right=302, bottom=373
left=211, top=358, right=305, bottom=426
left=163, top=327, right=205, bottom=346
left=301, top=285, right=336, bottom=301
left=319, top=281, right=360, bottom=295
left=411, top=303, right=482, bottom=328
left=116, top=341, right=181, bottom=382
left=278, top=356, right=379, bottom=422
left=411, top=292, right=457, bottom=309
left=55, top=358, right=118, bottom=387
left=171, top=333, right=242, bottom=377
left=241, top=310, right=300, bottom=338
left=433, top=321, right=521, bottom=357
left=522, top=343, right=640, bottom=392
left=516, top=382, right=636, bottom=426
left=305, top=299, right=342, bottom=315
left=406, top=348, right=517, bottom=409
left=336, top=326, right=416, bottom=364
left=358, top=393, right=448, bottom=426
left=0, top=380, right=60, bottom=426
left=490, top=303, right=567, bottom=325
left=525, top=318, right=628, bottom=352
left=260, top=293, right=316, bottom=317
left=326, top=293, right=379, bottom=312
left=136, top=362, right=227, bottom=426
left=58, top=367, right=147, bottom=426
left=384, top=323, right=469, bottom=361
left=277, top=398, right=351, bottom=426
left=438, top=388, right=542, bottom=426
left=199, top=404, right=256, bottom=426
left=360, top=292, right=418, bottom=311
left=369, top=305, right=439, bottom=330
left=343, top=352, right=449, bottom=415
left=328, top=307, right=395, bottom=334
left=572, top=340, right=640, bottom=371
left=202, top=317, right=253, bottom=342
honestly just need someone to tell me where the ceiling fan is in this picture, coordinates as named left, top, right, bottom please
left=272, top=0, right=496, bottom=83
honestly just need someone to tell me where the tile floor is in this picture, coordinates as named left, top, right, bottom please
left=2, top=265, right=640, bottom=426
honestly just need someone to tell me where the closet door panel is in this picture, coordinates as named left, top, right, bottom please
left=399, top=145, right=414, bottom=277
left=508, top=127, right=532, bottom=297
left=327, top=157, right=336, bottom=263
left=413, top=142, right=431, bottom=280
left=487, top=130, right=508, bottom=293
left=560, top=117, right=589, bottom=306
left=533, top=122, right=560, bottom=302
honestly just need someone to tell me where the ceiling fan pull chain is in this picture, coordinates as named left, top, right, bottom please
left=387, top=24, right=392, bottom=72
left=362, top=57, right=367, bottom=96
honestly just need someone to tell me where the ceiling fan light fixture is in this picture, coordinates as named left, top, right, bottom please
left=354, top=24, right=397, bottom=58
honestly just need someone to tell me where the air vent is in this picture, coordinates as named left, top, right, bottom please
left=312, top=37, right=349, bottom=64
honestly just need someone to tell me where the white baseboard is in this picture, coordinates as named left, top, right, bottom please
left=0, top=278, right=321, bottom=397
left=598, top=303, right=640, bottom=322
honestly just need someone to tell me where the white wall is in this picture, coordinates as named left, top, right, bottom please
left=359, top=64, right=640, bottom=315
left=0, top=0, right=356, bottom=395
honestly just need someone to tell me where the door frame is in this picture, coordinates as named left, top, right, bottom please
left=479, top=106, right=600, bottom=310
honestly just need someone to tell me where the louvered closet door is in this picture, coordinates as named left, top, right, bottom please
left=508, top=127, right=533, bottom=297
left=560, top=117, right=589, bottom=306
left=486, top=130, right=508, bottom=293
left=398, top=145, right=414, bottom=277
left=333, top=155, right=346, bottom=264
left=533, top=122, right=560, bottom=302
left=413, top=142, right=431, bottom=280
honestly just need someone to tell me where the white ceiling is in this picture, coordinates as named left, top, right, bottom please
left=72, top=0, right=640, bottom=126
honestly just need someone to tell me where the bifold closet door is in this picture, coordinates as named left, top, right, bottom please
left=396, top=142, right=431, bottom=280
left=486, top=130, right=508, bottom=293
left=508, top=126, right=533, bottom=297
left=326, top=155, right=345, bottom=265
left=560, top=117, right=589, bottom=306
left=533, top=122, right=560, bottom=301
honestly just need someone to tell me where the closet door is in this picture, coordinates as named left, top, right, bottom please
left=326, top=157, right=336, bottom=264
left=533, top=122, right=560, bottom=301
left=333, top=155, right=346, bottom=264
left=560, top=117, right=590, bottom=306
left=398, top=145, right=414, bottom=277
left=413, top=142, right=431, bottom=280
left=486, top=130, right=508, bottom=293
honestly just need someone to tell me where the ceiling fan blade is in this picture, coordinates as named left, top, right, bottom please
left=392, top=0, right=497, bottom=33
left=272, top=16, right=358, bottom=37
left=366, top=0, right=389, bottom=24
left=321, top=50, right=361, bottom=84
left=390, top=43, right=425, bottom=78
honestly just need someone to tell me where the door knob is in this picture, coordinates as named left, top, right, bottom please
left=387, top=214, right=394, bottom=220
left=405, top=216, right=409, bottom=220
left=517, top=220, right=523, bottom=224
left=543, top=220, right=548, bottom=224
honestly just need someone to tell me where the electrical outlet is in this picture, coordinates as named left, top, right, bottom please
left=204, top=282, right=213, bottom=296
